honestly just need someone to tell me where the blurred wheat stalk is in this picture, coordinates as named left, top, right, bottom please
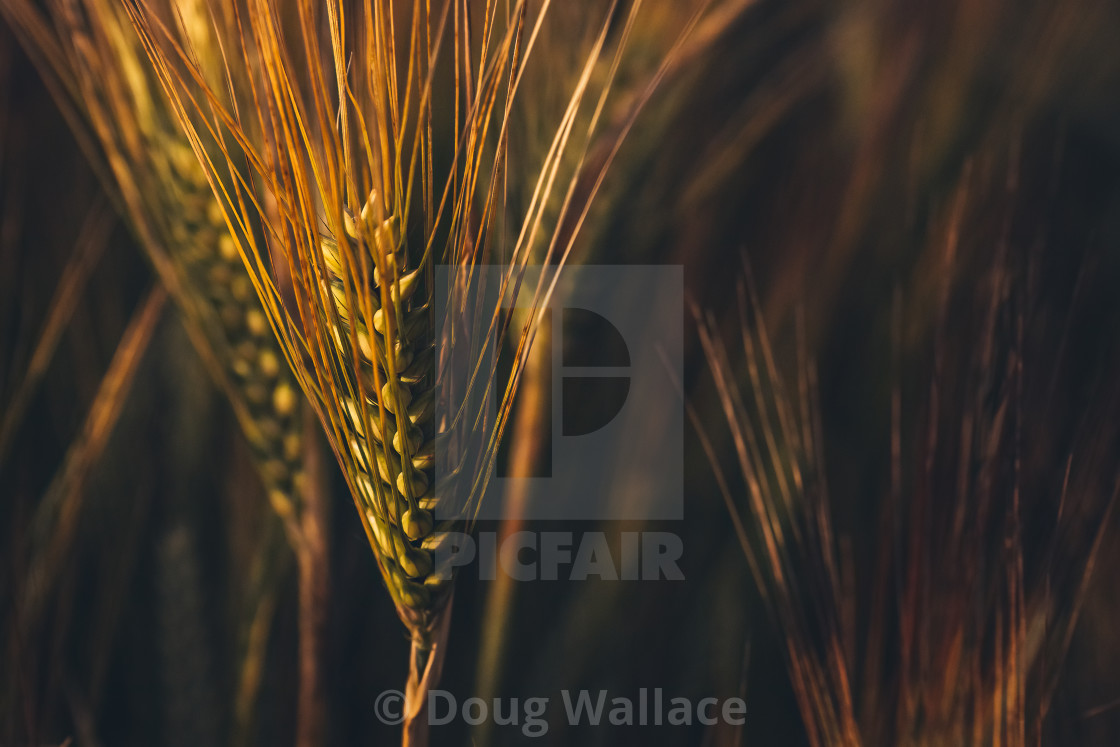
left=696, top=195, right=1120, bottom=745
left=0, top=0, right=329, bottom=742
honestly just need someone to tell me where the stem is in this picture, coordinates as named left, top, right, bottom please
left=473, top=319, right=551, bottom=741
left=402, top=600, right=454, bottom=747
left=232, top=515, right=291, bottom=746
left=294, top=414, right=330, bottom=747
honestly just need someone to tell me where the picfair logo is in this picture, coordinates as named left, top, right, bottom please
left=435, top=266, right=683, bottom=520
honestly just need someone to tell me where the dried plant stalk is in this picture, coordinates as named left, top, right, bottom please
left=124, top=0, right=671, bottom=741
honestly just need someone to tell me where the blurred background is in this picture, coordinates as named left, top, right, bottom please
left=4, top=0, right=1120, bottom=744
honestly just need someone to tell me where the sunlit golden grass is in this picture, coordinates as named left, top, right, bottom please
left=122, top=0, right=721, bottom=741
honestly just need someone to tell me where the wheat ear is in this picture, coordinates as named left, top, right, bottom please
left=126, top=1, right=653, bottom=743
